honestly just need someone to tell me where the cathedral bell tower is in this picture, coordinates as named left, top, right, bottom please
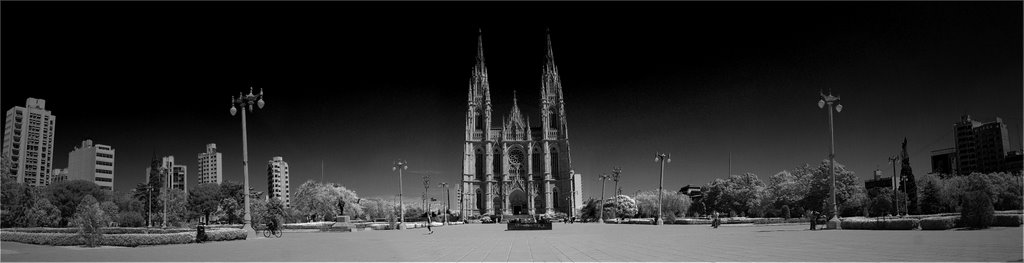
left=464, top=29, right=495, bottom=215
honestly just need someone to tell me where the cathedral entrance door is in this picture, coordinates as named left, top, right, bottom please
left=510, top=189, right=527, bottom=215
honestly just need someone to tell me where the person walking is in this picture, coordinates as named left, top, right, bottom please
left=809, top=210, right=818, bottom=230
left=425, top=211, right=434, bottom=234
left=711, top=211, right=720, bottom=229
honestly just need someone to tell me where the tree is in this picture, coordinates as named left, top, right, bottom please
left=220, top=181, right=246, bottom=210
left=73, top=195, right=110, bottom=247
left=25, top=198, right=61, bottom=227
left=155, top=188, right=189, bottom=227
left=606, top=195, right=638, bottom=219
left=579, top=198, right=601, bottom=221
left=361, top=198, right=397, bottom=220
left=765, top=170, right=808, bottom=211
left=218, top=198, right=243, bottom=224
left=189, top=183, right=222, bottom=223
left=898, top=138, right=919, bottom=214
left=1, top=176, right=36, bottom=227
left=292, top=180, right=343, bottom=221
left=989, top=173, right=1023, bottom=211
left=795, top=160, right=861, bottom=217
left=703, top=173, right=766, bottom=217
left=132, top=183, right=160, bottom=226
left=867, top=187, right=895, bottom=217
left=332, top=184, right=364, bottom=217
left=960, top=175, right=995, bottom=229
left=45, top=180, right=108, bottom=227
left=99, top=201, right=119, bottom=227
left=634, top=189, right=691, bottom=220
left=916, top=174, right=945, bottom=214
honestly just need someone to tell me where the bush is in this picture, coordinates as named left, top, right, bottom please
left=1, top=228, right=246, bottom=246
left=73, top=195, right=110, bottom=247
left=204, top=228, right=247, bottom=241
left=781, top=205, right=791, bottom=219
left=0, top=232, right=83, bottom=246
left=25, top=198, right=62, bottom=227
left=960, top=190, right=995, bottom=229
left=992, top=214, right=1022, bottom=227
left=100, top=232, right=194, bottom=247
left=841, top=217, right=919, bottom=230
left=117, top=211, right=146, bottom=227
left=920, top=216, right=958, bottom=230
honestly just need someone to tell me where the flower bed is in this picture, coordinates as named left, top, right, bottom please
left=841, top=217, right=919, bottom=230
left=920, top=216, right=959, bottom=230
left=1, top=228, right=246, bottom=247
left=992, top=214, right=1022, bottom=227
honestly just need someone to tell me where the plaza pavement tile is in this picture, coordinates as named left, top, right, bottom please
left=1, top=223, right=1021, bottom=262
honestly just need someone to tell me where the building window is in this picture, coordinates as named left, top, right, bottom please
left=96, top=169, right=113, bottom=174
left=95, top=177, right=112, bottom=182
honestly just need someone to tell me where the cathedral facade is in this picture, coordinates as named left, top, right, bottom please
left=461, top=30, right=578, bottom=217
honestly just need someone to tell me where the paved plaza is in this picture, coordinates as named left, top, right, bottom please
left=2, top=223, right=1021, bottom=262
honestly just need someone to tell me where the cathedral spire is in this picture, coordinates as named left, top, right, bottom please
left=477, top=28, right=485, bottom=67
left=542, top=28, right=562, bottom=100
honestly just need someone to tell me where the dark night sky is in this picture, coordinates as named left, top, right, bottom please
left=2, top=2, right=1021, bottom=203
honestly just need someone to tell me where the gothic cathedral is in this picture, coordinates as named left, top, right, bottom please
left=462, top=30, right=575, bottom=217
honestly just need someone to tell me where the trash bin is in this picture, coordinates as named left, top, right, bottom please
left=196, top=225, right=207, bottom=243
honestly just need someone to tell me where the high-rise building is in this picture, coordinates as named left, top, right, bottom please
left=197, top=143, right=223, bottom=184
left=461, top=30, right=577, bottom=217
left=67, top=139, right=115, bottom=190
left=930, top=148, right=957, bottom=175
left=51, top=168, right=68, bottom=183
left=267, top=156, right=290, bottom=207
left=145, top=155, right=186, bottom=193
left=2, top=98, right=56, bottom=187
left=953, top=115, right=1011, bottom=175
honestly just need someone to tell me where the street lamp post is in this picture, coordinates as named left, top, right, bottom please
left=422, top=175, right=430, bottom=212
left=393, top=160, right=408, bottom=230
left=163, top=167, right=168, bottom=229
left=888, top=155, right=900, bottom=215
left=598, top=173, right=610, bottom=223
left=147, top=185, right=153, bottom=228
left=818, top=91, right=842, bottom=229
left=611, top=167, right=622, bottom=197
left=229, top=86, right=265, bottom=238
left=439, top=182, right=449, bottom=225
left=655, top=153, right=671, bottom=225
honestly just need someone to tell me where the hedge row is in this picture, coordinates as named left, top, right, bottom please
left=993, top=214, right=1023, bottom=227
left=920, top=216, right=960, bottom=230
left=841, top=218, right=919, bottom=230
left=204, top=228, right=247, bottom=242
left=0, top=232, right=84, bottom=246
left=1, top=228, right=246, bottom=247
left=1, top=227, right=194, bottom=234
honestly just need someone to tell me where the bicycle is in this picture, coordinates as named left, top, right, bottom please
left=263, top=223, right=283, bottom=238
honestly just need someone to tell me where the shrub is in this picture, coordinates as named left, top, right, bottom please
left=100, top=232, right=194, bottom=247
left=1, top=228, right=246, bottom=246
left=203, top=228, right=247, bottom=241
left=117, top=211, right=146, bottom=227
left=0, top=232, right=82, bottom=246
left=960, top=190, right=995, bottom=229
left=920, top=216, right=958, bottom=230
left=25, top=198, right=62, bottom=227
left=73, top=195, right=110, bottom=247
left=992, top=214, right=1022, bottom=227
left=781, top=205, right=791, bottom=219
left=840, top=217, right=919, bottom=230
